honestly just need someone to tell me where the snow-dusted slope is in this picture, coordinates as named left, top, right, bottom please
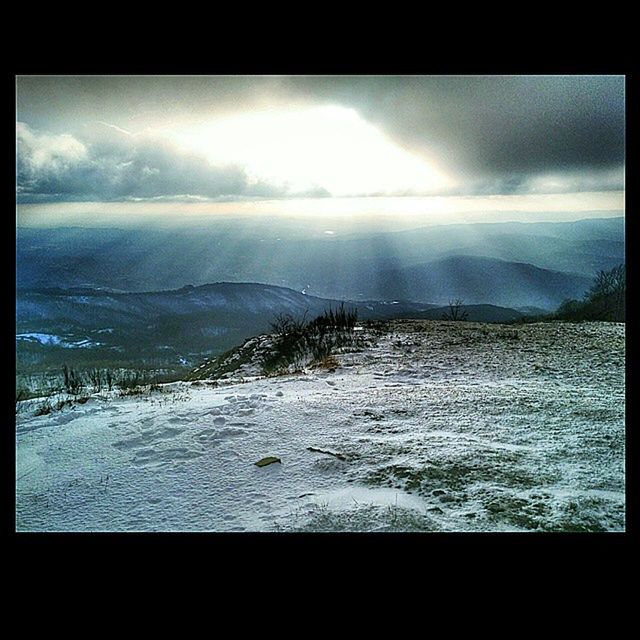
left=16, top=320, right=625, bottom=532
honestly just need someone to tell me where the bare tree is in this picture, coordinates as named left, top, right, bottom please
left=555, top=264, right=625, bottom=322
left=585, top=264, right=625, bottom=321
left=442, top=298, right=469, bottom=321
left=588, top=264, right=624, bottom=298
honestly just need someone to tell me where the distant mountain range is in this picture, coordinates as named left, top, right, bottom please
left=16, top=282, right=528, bottom=370
left=17, top=216, right=624, bottom=308
left=15, top=215, right=624, bottom=371
left=376, top=255, right=592, bottom=309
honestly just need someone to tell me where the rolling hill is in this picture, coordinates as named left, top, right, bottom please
left=16, top=282, right=526, bottom=370
left=16, top=217, right=624, bottom=304
left=376, top=255, right=592, bottom=309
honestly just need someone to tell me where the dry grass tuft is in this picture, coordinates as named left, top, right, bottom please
left=313, top=355, right=340, bottom=369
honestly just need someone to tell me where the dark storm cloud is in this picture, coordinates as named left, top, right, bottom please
left=277, top=75, right=624, bottom=187
left=16, top=75, right=625, bottom=199
left=16, top=121, right=297, bottom=202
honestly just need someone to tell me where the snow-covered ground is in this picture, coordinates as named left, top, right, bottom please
left=16, top=320, right=625, bottom=532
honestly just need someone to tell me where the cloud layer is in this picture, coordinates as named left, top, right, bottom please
left=16, top=76, right=625, bottom=201
left=17, top=122, right=294, bottom=202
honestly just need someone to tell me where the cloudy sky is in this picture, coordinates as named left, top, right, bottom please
left=16, top=75, right=625, bottom=225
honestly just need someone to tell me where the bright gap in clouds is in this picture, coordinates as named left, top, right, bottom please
left=167, top=105, right=453, bottom=197
left=17, top=192, right=624, bottom=232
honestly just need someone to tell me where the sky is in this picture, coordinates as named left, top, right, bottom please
left=16, top=75, right=625, bottom=226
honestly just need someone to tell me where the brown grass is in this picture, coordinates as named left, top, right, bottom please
left=312, top=355, right=340, bottom=369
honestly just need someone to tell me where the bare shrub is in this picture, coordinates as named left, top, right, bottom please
left=261, top=305, right=359, bottom=374
left=34, top=399, right=53, bottom=416
left=62, top=365, right=84, bottom=395
left=441, top=299, right=469, bottom=321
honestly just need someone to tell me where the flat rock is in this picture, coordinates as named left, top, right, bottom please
left=254, top=456, right=281, bottom=467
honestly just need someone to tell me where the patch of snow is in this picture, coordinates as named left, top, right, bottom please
left=16, top=333, right=102, bottom=349
left=17, top=333, right=63, bottom=346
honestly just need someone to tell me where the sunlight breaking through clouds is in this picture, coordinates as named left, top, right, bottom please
left=166, top=105, right=454, bottom=197
left=16, top=76, right=625, bottom=213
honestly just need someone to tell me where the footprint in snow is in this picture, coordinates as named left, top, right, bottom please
left=212, top=427, right=248, bottom=439
left=101, top=405, right=120, bottom=413
left=197, top=426, right=248, bottom=443
left=111, top=426, right=183, bottom=451
left=132, top=446, right=204, bottom=467
left=52, top=412, right=82, bottom=426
